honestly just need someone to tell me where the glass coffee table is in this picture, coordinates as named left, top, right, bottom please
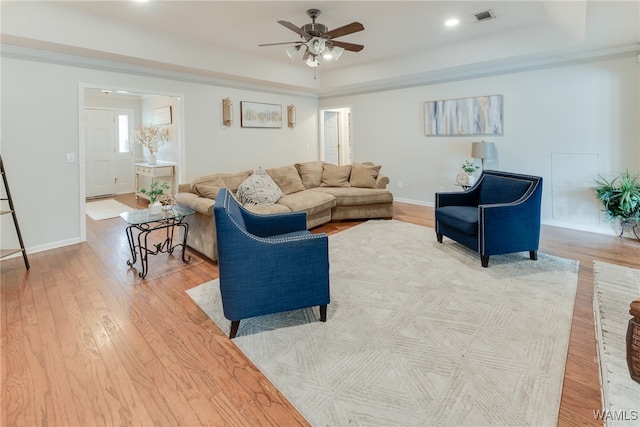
left=120, top=205, right=195, bottom=279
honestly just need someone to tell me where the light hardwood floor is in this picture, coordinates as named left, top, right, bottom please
left=2, top=195, right=639, bottom=426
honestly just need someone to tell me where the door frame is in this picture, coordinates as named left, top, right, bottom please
left=319, top=106, right=352, bottom=165
left=78, top=83, right=185, bottom=242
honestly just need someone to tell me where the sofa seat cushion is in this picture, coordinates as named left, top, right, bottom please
left=243, top=203, right=291, bottom=215
left=435, top=206, right=479, bottom=235
left=310, top=187, right=393, bottom=206
left=277, top=191, right=336, bottom=216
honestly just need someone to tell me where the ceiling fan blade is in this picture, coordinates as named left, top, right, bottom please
left=277, top=20, right=310, bottom=39
left=258, top=41, right=303, bottom=47
left=324, top=22, right=364, bottom=39
left=331, top=40, right=365, bottom=52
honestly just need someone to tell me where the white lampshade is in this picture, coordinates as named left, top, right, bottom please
left=285, top=45, right=301, bottom=60
left=323, top=46, right=344, bottom=61
left=306, top=55, right=319, bottom=67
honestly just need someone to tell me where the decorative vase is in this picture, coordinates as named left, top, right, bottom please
left=149, top=201, right=162, bottom=215
left=466, top=174, right=476, bottom=186
left=148, top=153, right=157, bottom=165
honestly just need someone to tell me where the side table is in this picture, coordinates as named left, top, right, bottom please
left=120, top=205, right=195, bottom=279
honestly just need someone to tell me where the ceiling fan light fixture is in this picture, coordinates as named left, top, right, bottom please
left=323, top=45, right=344, bottom=61
left=306, top=55, right=320, bottom=67
left=332, top=46, right=344, bottom=60
left=285, top=45, right=301, bottom=60
left=309, top=37, right=326, bottom=55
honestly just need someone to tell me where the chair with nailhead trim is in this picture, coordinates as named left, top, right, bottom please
left=435, top=170, right=543, bottom=268
left=213, top=188, right=330, bottom=338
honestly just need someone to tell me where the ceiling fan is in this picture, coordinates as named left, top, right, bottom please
left=259, top=9, right=365, bottom=68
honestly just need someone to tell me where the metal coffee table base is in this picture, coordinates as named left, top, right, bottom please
left=124, top=219, right=191, bottom=279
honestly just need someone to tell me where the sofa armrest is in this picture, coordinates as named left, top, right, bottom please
left=175, top=192, right=215, bottom=215
left=178, top=183, right=191, bottom=193
left=375, top=174, right=390, bottom=189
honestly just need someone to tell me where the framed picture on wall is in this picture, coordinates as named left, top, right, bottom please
left=154, top=106, right=172, bottom=125
left=241, top=101, right=282, bottom=128
left=424, top=95, right=503, bottom=136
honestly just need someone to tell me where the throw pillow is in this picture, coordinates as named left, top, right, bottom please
left=350, top=163, right=382, bottom=188
left=191, top=170, right=253, bottom=194
left=295, top=161, right=324, bottom=188
left=194, top=183, right=223, bottom=199
left=266, top=165, right=306, bottom=195
left=320, top=164, right=352, bottom=188
left=236, top=168, right=283, bottom=205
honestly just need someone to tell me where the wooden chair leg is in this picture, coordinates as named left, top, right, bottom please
left=229, top=320, right=240, bottom=339
left=319, top=304, right=327, bottom=322
left=481, top=255, right=489, bottom=268
left=529, top=250, right=538, bottom=261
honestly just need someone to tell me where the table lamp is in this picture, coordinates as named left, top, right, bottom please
left=471, top=141, right=496, bottom=169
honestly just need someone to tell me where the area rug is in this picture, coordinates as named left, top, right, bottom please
left=187, top=220, right=578, bottom=426
left=593, top=261, right=640, bottom=426
left=86, top=199, right=137, bottom=220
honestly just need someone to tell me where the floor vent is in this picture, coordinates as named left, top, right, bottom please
left=474, top=10, right=495, bottom=22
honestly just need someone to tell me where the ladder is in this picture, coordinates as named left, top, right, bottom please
left=0, top=155, right=30, bottom=270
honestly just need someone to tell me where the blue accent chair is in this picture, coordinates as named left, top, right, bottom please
left=435, top=170, right=543, bottom=268
left=213, top=188, right=330, bottom=338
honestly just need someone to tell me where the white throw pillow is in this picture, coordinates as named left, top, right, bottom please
left=236, top=167, right=283, bottom=205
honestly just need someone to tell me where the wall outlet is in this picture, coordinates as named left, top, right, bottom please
left=397, top=181, right=403, bottom=189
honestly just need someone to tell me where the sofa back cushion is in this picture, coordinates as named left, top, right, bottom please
left=266, top=165, right=306, bottom=194
left=192, top=170, right=253, bottom=199
left=478, top=174, right=533, bottom=205
left=295, top=161, right=325, bottom=189
left=350, top=163, right=381, bottom=188
left=320, top=164, right=352, bottom=188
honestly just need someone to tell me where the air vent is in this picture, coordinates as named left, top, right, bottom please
left=474, top=10, right=495, bottom=22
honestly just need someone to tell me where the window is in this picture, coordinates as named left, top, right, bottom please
left=118, top=114, right=130, bottom=153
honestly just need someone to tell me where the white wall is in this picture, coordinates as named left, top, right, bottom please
left=321, top=54, right=640, bottom=235
left=1, top=54, right=319, bottom=254
left=2, top=51, right=638, bottom=255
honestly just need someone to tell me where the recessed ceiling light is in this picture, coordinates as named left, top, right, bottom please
left=445, top=18, right=460, bottom=27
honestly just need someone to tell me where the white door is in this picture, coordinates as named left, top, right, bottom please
left=324, top=111, right=340, bottom=165
left=85, top=109, right=116, bottom=197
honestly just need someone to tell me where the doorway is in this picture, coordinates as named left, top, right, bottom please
left=320, top=107, right=351, bottom=165
left=79, top=85, right=183, bottom=241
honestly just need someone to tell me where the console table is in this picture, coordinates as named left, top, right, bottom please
left=120, top=205, right=195, bottom=279
left=135, top=161, right=177, bottom=200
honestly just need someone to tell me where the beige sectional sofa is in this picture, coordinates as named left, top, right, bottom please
left=175, top=161, right=394, bottom=261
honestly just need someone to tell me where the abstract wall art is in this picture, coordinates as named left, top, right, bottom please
left=424, top=95, right=503, bottom=136
left=241, top=101, right=282, bottom=128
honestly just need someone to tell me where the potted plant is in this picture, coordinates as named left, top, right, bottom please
left=595, top=170, right=640, bottom=238
left=141, top=180, right=170, bottom=214
left=130, top=124, right=169, bottom=165
left=457, top=160, right=481, bottom=186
